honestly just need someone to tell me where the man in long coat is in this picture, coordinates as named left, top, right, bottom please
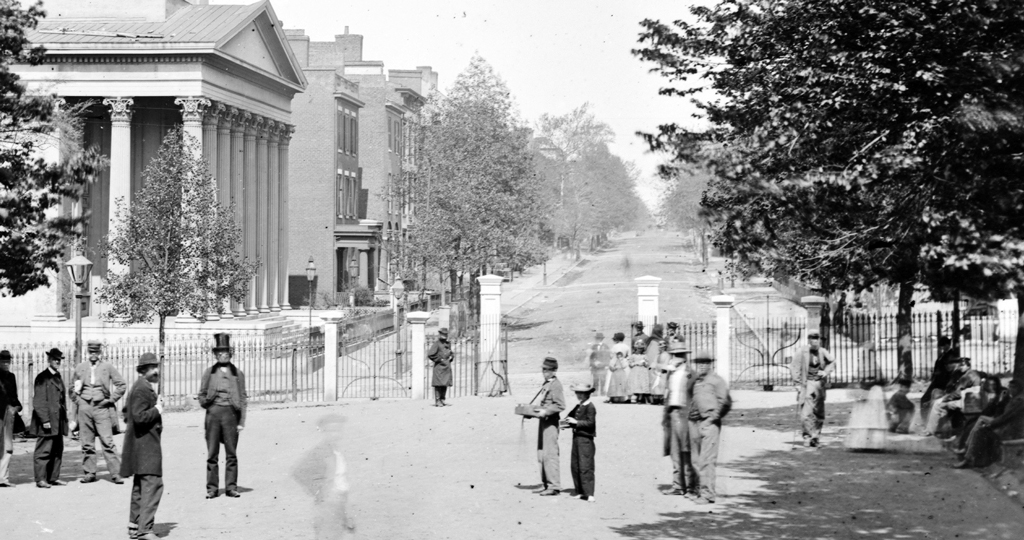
left=198, top=333, right=248, bottom=499
left=427, top=328, right=454, bottom=407
left=662, top=342, right=696, bottom=497
left=72, top=341, right=127, bottom=484
left=790, top=332, right=835, bottom=447
left=120, top=352, right=164, bottom=540
left=29, top=348, right=69, bottom=488
left=534, top=357, right=565, bottom=496
left=0, top=350, right=23, bottom=487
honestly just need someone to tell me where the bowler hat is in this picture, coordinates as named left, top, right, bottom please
left=667, top=342, right=690, bottom=355
left=612, top=332, right=625, bottom=341
left=693, top=349, right=714, bottom=362
left=594, top=332, right=604, bottom=340
left=570, top=383, right=595, bottom=393
left=808, top=331, right=821, bottom=340
left=667, top=322, right=679, bottom=329
left=0, top=350, right=11, bottom=362
left=87, top=341, right=102, bottom=353
left=137, top=352, right=159, bottom=368
left=212, top=333, right=233, bottom=353
left=45, top=348, right=64, bottom=360
left=634, top=321, right=644, bottom=330
left=542, top=357, right=558, bottom=371
left=438, top=328, right=449, bottom=336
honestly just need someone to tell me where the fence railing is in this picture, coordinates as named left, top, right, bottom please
left=422, top=317, right=509, bottom=399
left=1, top=332, right=325, bottom=420
left=336, top=309, right=409, bottom=399
left=730, top=316, right=804, bottom=387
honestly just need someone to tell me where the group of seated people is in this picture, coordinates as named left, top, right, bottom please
left=883, top=337, right=1024, bottom=469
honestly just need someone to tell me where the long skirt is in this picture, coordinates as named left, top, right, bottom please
left=627, top=357, right=651, bottom=395
left=607, top=368, right=630, bottom=398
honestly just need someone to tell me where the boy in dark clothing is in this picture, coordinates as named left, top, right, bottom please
left=563, top=383, right=597, bottom=502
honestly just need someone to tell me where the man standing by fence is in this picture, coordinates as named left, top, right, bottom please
left=72, top=341, right=127, bottom=484
left=29, top=348, right=69, bottom=488
left=0, top=350, right=22, bottom=487
left=791, top=332, right=835, bottom=448
left=198, top=334, right=248, bottom=499
left=428, top=328, right=454, bottom=407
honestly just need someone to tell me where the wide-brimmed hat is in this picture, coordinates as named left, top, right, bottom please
left=667, top=322, right=679, bottom=329
left=87, top=341, right=102, bottom=353
left=0, top=350, right=11, bottom=362
left=667, top=342, right=690, bottom=356
left=594, top=332, right=604, bottom=340
left=542, top=357, right=558, bottom=371
left=571, top=383, right=595, bottom=394
left=137, top=352, right=159, bottom=368
left=693, top=350, right=715, bottom=363
left=808, top=331, right=821, bottom=340
left=212, top=333, right=233, bottom=353
left=45, top=348, right=64, bottom=360
left=438, top=328, right=449, bottom=336
left=633, top=321, right=644, bottom=330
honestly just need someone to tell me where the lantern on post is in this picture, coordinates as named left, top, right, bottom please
left=65, top=255, right=93, bottom=366
left=306, top=256, right=316, bottom=343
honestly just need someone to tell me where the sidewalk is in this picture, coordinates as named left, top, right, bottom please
left=501, top=249, right=586, bottom=315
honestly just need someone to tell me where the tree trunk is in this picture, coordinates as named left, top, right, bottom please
left=158, top=314, right=166, bottom=396
left=469, top=270, right=481, bottom=322
left=1014, top=292, right=1024, bottom=382
left=450, top=268, right=458, bottom=301
left=895, top=282, right=914, bottom=382
left=440, top=271, right=447, bottom=306
left=952, top=290, right=961, bottom=349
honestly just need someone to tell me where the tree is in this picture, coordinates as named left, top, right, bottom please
left=97, top=127, right=256, bottom=365
left=0, top=0, right=107, bottom=297
left=635, top=0, right=1024, bottom=379
left=401, top=56, right=546, bottom=312
left=660, top=170, right=712, bottom=266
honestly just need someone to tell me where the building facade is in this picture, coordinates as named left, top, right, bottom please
left=3, top=0, right=305, bottom=328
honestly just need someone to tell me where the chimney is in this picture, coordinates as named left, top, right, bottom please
left=335, top=32, right=363, bottom=63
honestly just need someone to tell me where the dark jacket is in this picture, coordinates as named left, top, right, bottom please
left=28, top=368, right=68, bottom=437
left=427, top=339, right=453, bottom=387
left=988, top=393, right=1024, bottom=441
left=567, top=402, right=596, bottom=439
left=120, top=378, right=162, bottom=477
left=0, top=370, right=21, bottom=420
left=687, top=371, right=731, bottom=422
left=198, top=363, right=248, bottom=427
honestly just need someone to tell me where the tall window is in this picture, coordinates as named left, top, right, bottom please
left=387, top=173, right=394, bottom=214
left=388, top=119, right=393, bottom=152
left=336, top=173, right=345, bottom=217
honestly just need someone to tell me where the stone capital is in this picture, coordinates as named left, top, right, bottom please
left=103, top=97, right=134, bottom=123
left=174, top=96, right=212, bottom=124
left=219, top=105, right=237, bottom=131
left=204, top=102, right=225, bottom=127
left=241, top=110, right=256, bottom=137
left=278, top=124, right=293, bottom=145
left=263, top=118, right=277, bottom=140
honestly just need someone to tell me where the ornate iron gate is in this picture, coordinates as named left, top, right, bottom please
left=337, top=312, right=410, bottom=399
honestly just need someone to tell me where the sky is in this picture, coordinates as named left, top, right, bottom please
left=215, top=0, right=704, bottom=211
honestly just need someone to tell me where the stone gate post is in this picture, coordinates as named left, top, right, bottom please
left=635, top=276, right=662, bottom=329
left=712, top=295, right=734, bottom=383
left=408, top=311, right=430, bottom=400
left=477, top=275, right=504, bottom=396
left=322, top=311, right=344, bottom=401
left=801, top=296, right=828, bottom=339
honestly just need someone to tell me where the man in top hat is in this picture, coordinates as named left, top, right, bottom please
left=121, top=352, right=164, bottom=540
left=0, top=350, right=23, bottom=487
left=29, top=348, right=69, bottom=488
left=72, top=340, right=127, bottom=484
left=427, top=328, right=454, bottom=407
left=533, top=357, right=565, bottom=496
left=564, top=382, right=597, bottom=502
left=687, top=350, right=731, bottom=504
left=662, top=341, right=697, bottom=498
left=587, top=332, right=611, bottom=397
left=790, top=331, right=835, bottom=448
left=198, top=333, right=248, bottom=499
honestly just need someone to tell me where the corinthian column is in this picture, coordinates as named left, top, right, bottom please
left=227, top=107, right=246, bottom=317
left=102, top=97, right=134, bottom=278
left=267, top=122, right=281, bottom=312
left=214, top=104, right=234, bottom=319
left=256, top=118, right=271, bottom=313
left=278, top=126, right=293, bottom=309
left=243, top=112, right=259, bottom=315
left=174, top=96, right=210, bottom=161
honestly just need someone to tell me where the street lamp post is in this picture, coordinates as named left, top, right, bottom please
left=65, top=255, right=94, bottom=368
left=391, top=278, right=406, bottom=376
left=348, top=258, right=360, bottom=307
left=306, top=257, right=316, bottom=348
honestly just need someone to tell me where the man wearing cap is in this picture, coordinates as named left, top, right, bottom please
left=198, top=333, right=248, bottom=499
left=924, top=356, right=982, bottom=437
left=534, top=357, right=565, bottom=496
left=427, top=328, right=454, bottom=407
left=687, top=350, right=731, bottom=504
left=790, top=332, right=835, bottom=447
left=72, top=341, right=127, bottom=484
left=564, top=383, right=597, bottom=501
left=121, top=352, right=164, bottom=540
left=0, top=350, right=23, bottom=487
left=662, top=342, right=696, bottom=498
left=29, top=348, right=69, bottom=488
left=587, top=332, right=611, bottom=397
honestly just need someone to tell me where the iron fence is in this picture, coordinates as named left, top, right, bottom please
left=422, top=317, right=510, bottom=399
left=336, top=310, right=410, bottom=399
left=1, top=332, right=325, bottom=421
left=730, top=315, right=804, bottom=387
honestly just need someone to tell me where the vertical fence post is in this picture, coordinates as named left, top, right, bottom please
left=476, top=275, right=504, bottom=396
left=408, top=311, right=429, bottom=400
left=635, top=276, right=661, bottom=330
left=712, top=295, right=734, bottom=383
left=321, top=311, right=344, bottom=402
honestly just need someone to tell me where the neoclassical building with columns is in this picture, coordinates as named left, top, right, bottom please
left=1, top=0, right=306, bottom=331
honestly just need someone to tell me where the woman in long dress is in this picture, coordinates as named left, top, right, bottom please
left=606, top=332, right=631, bottom=403
left=626, top=338, right=651, bottom=404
